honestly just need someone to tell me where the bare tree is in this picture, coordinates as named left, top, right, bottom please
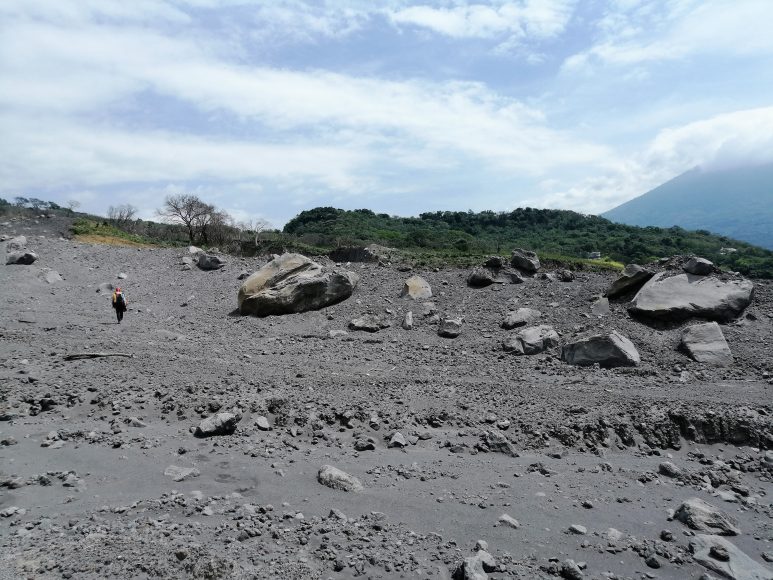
left=108, top=204, right=138, bottom=229
left=239, top=217, right=272, bottom=245
left=197, top=207, right=230, bottom=246
left=14, top=196, right=29, bottom=208
left=65, top=199, right=81, bottom=212
left=157, top=194, right=213, bottom=244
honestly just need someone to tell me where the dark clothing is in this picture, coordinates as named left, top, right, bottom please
left=112, top=291, right=127, bottom=323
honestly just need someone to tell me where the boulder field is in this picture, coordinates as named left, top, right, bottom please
left=1, top=220, right=772, bottom=580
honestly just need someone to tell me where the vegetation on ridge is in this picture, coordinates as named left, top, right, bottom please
left=3, top=196, right=771, bottom=277
left=284, top=207, right=773, bottom=278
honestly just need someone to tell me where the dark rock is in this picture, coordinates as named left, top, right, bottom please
left=6, top=251, right=38, bottom=265
left=197, top=254, right=226, bottom=270
left=438, top=317, right=463, bottom=338
left=605, top=264, right=655, bottom=298
left=684, top=257, right=714, bottom=275
left=561, top=331, right=640, bottom=367
left=510, top=248, right=540, bottom=272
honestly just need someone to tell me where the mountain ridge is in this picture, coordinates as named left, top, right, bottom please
left=603, top=163, right=773, bottom=250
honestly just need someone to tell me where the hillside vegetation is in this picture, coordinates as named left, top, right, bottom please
left=284, top=207, right=773, bottom=278
left=4, top=197, right=771, bottom=277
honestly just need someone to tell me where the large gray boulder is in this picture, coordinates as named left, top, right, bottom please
left=510, top=248, right=540, bottom=273
left=501, top=308, right=541, bottom=329
left=605, top=264, right=655, bottom=298
left=503, top=325, right=559, bottom=355
left=467, top=268, right=496, bottom=288
left=6, top=251, right=37, bottom=265
left=629, top=273, right=754, bottom=322
left=561, top=331, right=640, bottom=367
left=195, top=412, right=241, bottom=437
left=238, top=253, right=359, bottom=316
left=675, top=498, right=740, bottom=535
left=689, top=535, right=773, bottom=580
left=401, top=275, right=432, bottom=299
left=681, top=322, right=733, bottom=366
left=317, top=465, right=363, bottom=492
left=197, top=254, right=226, bottom=270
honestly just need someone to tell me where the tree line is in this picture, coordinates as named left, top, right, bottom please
left=284, top=207, right=773, bottom=278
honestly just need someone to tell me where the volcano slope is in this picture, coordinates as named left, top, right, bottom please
left=1, top=216, right=772, bottom=580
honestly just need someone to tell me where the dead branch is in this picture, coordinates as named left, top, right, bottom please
left=64, top=352, right=135, bottom=361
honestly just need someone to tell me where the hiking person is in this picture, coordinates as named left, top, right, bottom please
left=112, top=287, right=127, bottom=323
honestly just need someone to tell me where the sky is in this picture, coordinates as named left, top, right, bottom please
left=1, top=0, right=773, bottom=228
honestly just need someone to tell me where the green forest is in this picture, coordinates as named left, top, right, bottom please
left=3, top=197, right=772, bottom=277
left=284, top=207, right=773, bottom=278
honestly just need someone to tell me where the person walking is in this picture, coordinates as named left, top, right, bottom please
left=112, top=287, right=128, bottom=323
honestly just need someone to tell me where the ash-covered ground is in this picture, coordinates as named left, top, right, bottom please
left=1, top=216, right=772, bottom=580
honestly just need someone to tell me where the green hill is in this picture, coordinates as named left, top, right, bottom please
left=284, top=206, right=773, bottom=278
left=603, top=163, right=773, bottom=250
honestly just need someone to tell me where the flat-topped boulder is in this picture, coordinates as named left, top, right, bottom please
left=681, top=322, right=733, bottom=366
left=689, top=535, right=772, bottom=580
left=238, top=253, right=359, bottom=316
left=629, top=273, right=754, bottom=322
left=467, top=267, right=523, bottom=287
left=349, top=314, right=391, bottom=332
left=561, top=331, right=640, bottom=367
left=605, top=264, right=655, bottom=298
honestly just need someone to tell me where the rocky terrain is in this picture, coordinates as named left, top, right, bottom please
left=1, top=216, right=772, bottom=580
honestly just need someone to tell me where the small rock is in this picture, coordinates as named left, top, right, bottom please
left=498, top=514, right=520, bottom=529
left=164, top=465, right=200, bottom=482
left=256, top=416, right=270, bottom=431
left=684, top=257, right=714, bottom=275
left=438, top=316, right=463, bottom=338
left=389, top=432, right=407, bottom=448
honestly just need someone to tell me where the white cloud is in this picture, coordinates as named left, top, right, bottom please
left=563, top=0, right=773, bottom=70
left=0, top=115, right=371, bottom=191
left=0, top=10, right=609, bottom=190
left=524, top=106, right=773, bottom=214
left=388, top=0, right=575, bottom=42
